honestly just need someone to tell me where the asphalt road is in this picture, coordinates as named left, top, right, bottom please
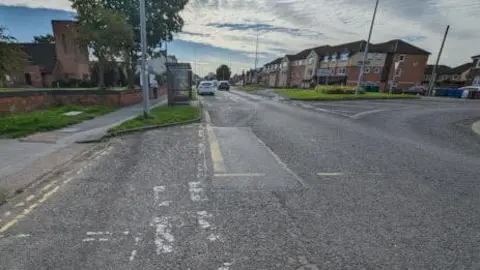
left=1, top=88, right=480, bottom=269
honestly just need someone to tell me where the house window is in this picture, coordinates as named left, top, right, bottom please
left=452, top=75, right=459, bottom=80
left=62, top=34, right=68, bottom=53
left=24, top=73, right=32, bottom=86
left=364, top=67, right=371, bottom=74
left=367, top=53, right=374, bottom=60
left=398, top=54, right=406, bottom=61
left=330, top=55, right=337, bottom=62
left=323, top=55, right=329, bottom=62
left=308, top=57, right=314, bottom=65
left=441, top=75, right=449, bottom=81
left=337, top=68, right=346, bottom=75
left=375, top=53, right=383, bottom=60
left=476, top=60, right=480, bottom=68
left=282, top=62, right=287, bottom=68
left=340, top=53, right=349, bottom=61
left=373, top=67, right=381, bottom=73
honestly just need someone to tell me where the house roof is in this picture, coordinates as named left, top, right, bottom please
left=264, top=57, right=282, bottom=66
left=372, top=39, right=430, bottom=55
left=424, top=64, right=451, bottom=75
left=18, top=43, right=57, bottom=73
left=450, top=62, right=472, bottom=74
left=329, top=40, right=369, bottom=54
left=471, top=54, right=480, bottom=59
left=285, top=54, right=297, bottom=61
left=312, top=45, right=331, bottom=56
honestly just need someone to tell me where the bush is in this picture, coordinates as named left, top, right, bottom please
left=52, top=79, right=95, bottom=88
left=314, top=85, right=364, bottom=94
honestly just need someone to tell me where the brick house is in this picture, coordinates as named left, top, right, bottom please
left=302, top=45, right=331, bottom=88
left=468, top=55, right=480, bottom=86
left=278, top=55, right=295, bottom=87
left=7, top=20, right=90, bottom=88
left=424, top=63, right=472, bottom=84
left=264, top=57, right=282, bottom=87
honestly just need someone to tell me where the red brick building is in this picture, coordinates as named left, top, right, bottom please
left=7, top=20, right=90, bottom=88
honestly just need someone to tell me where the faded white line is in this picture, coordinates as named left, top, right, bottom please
left=82, top=238, right=95, bottom=242
left=214, top=173, right=266, bottom=177
left=317, top=172, right=344, bottom=176
left=123, top=231, right=130, bottom=235
left=4, top=212, right=11, bottom=217
left=188, top=182, right=207, bottom=202
left=158, top=201, right=171, bottom=207
left=63, top=177, right=74, bottom=184
left=197, top=211, right=212, bottom=229
left=253, top=135, right=307, bottom=188
left=14, top=202, right=25, bottom=207
left=98, top=238, right=109, bottom=242
left=86, top=231, right=105, bottom=236
left=153, top=186, right=165, bottom=203
left=25, top=195, right=35, bottom=202
left=203, top=109, right=212, bottom=124
left=41, top=181, right=57, bottom=191
left=16, top=233, right=30, bottom=238
left=218, top=262, right=233, bottom=270
left=129, top=250, right=137, bottom=261
left=350, top=109, right=389, bottom=119
left=154, top=217, right=174, bottom=254
left=207, top=233, right=220, bottom=241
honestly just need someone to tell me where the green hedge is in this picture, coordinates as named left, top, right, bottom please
left=314, top=85, right=364, bottom=95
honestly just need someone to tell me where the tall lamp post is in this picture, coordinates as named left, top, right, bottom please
left=356, top=0, right=380, bottom=95
left=139, top=0, right=149, bottom=117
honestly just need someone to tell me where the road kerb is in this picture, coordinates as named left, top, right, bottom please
left=472, top=120, right=480, bottom=136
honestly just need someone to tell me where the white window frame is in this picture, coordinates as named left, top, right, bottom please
left=308, top=57, right=314, bottom=65
left=330, top=55, right=337, bottom=62
left=340, top=53, right=349, bottom=62
left=364, top=67, right=371, bottom=74
left=375, top=53, right=382, bottom=60
left=337, top=67, right=346, bottom=75
left=452, top=75, right=459, bottom=80
left=398, top=54, right=406, bottom=61
left=476, top=60, right=480, bottom=68
left=373, top=67, right=381, bottom=74
left=323, top=56, right=329, bottom=62
left=441, top=75, right=449, bottom=81
left=367, top=53, right=374, bottom=60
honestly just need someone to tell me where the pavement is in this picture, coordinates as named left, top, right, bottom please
left=0, top=98, right=166, bottom=197
left=1, top=89, right=480, bottom=269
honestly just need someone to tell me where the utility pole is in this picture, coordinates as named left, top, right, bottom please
left=254, top=32, right=259, bottom=71
left=139, top=0, right=149, bottom=117
left=356, top=0, right=380, bottom=94
left=427, top=25, right=450, bottom=96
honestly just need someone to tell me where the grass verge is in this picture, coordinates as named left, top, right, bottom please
left=108, top=105, right=200, bottom=134
left=275, top=89, right=418, bottom=101
left=0, top=87, right=128, bottom=92
left=236, top=85, right=264, bottom=92
left=0, top=105, right=115, bottom=138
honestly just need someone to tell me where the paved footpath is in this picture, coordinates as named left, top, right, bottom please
left=0, top=98, right=166, bottom=198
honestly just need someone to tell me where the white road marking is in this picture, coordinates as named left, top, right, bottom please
left=188, top=182, right=207, bottom=202
left=16, top=233, right=30, bottom=238
left=218, top=262, right=233, bottom=270
left=41, top=181, right=56, bottom=191
left=350, top=109, right=389, bottom=119
left=203, top=110, right=212, bottom=124
left=134, top=236, right=141, bottom=245
left=253, top=135, right=307, bottom=188
left=123, top=231, right=130, bottom=235
left=158, top=200, right=172, bottom=206
left=153, top=186, right=165, bottom=203
left=63, top=177, right=74, bottom=184
left=207, top=233, right=220, bottom=241
left=213, top=173, right=266, bottom=177
left=14, top=202, right=25, bottom=207
left=82, top=238, right=95, bottom=242
left=154, top=217, right=174, bottom=254
left=4, top=212, right=11, bottom=217
left=317, top=172, right=344, bottom=176
left=129, top=250, right=137, bottom=261
left=86, top=231, right=105, bottom=236
left=25, top=195, right=35, bottom=202
left=98, top=238, right=109, bottom=242
left=197, top=211, right=212, bottom=229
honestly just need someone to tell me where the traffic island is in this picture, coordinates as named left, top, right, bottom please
left=106, top=105, right=201, bottom=137
left=275, top=87, right=419, bottom=101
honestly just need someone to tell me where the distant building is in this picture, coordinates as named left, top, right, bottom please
left=7, top=20, right=90, bottom=88
left=468, top=54, right=480, bottom=86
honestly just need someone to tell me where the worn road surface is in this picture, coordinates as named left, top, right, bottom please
left=1, top=89, right=480, bottom=269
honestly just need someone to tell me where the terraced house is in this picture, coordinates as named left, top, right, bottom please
left=264, top=39, right=430, bottom=91
left=469, top=54, right=480, bottom=86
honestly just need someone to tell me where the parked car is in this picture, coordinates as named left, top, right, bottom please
left=403, top=85, right=427, bottom=95
left=197, top=81, right=216, bottom=95
left=459, top=86, right=480, bottom=92
left=217, top=81, right=230, bottom=91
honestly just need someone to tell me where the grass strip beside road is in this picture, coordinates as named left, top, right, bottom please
left=0, top=105, right=115, bottom=138
left=108, top=105, right=200, bottom=134
left=275, top=89, right=418, bottom=101
left=0, top=87, right=128, bottom=92
left=236, top=85, right=264, bottom=92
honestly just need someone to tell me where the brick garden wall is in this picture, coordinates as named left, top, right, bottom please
left=0, top=86, right=166, bottom=113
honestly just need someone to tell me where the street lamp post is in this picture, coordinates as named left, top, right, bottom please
left=356, top=0, right=380, bottom=95
left=139, top=0, right=149, bottom=117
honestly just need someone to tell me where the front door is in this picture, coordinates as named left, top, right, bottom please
left=24, top=73, right=32, bottom=86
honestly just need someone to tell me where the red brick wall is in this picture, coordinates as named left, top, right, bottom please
left=347, top=67, right=382, bottom=85
left=389, top=54, right=428, bottom=89
left=289, top=65, right=306, bottom=87
left=0, top=86, right=166, bottom=113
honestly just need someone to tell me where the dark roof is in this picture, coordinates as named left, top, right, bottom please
left=312, top=45, right=331, bottom=56
left=264, top=57, right=282, bottom=66
left=450, top=62, right=472, bottom=74
left=372, top=39, right=430, bottom=55
left=19, top=43, right=57, bottom=73
left=285, top=54, right=297, bottom=61
left=472, top=54, right=480, bottom=59
left=329, top=40, right=369, bottom=54
left=424, top=64, right=451, bottom=75
left=294, top=48, right=313, bottom=60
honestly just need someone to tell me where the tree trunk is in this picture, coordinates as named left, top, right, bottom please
left=98, top=59, right=105, bottom=90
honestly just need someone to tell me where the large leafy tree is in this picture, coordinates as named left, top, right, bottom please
left=216, top=64, right=231, bottom=80
left=98, top=0, right=189, bottom=88
left=0, top=26, right=28, bottom=87
left=72, top=1, right=134, bottom=89
left=33, top=34, right=55, bottom=43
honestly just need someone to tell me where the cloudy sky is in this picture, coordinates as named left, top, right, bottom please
left=1, top=0, right=479, bottom=76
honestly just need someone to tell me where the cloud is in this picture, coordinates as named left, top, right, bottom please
left=2, top=0, right=480, bottom=68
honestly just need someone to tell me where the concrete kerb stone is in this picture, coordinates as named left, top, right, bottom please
left=472, top=120, right=480, bottom=136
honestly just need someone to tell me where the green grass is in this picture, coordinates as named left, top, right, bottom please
left=108, top=105, right=200, bottom=133
left=0, top=105, right=115, bottom=138
left=236, top=85, right=264, bottom=92
left=275, top=89, right=418, bottom=101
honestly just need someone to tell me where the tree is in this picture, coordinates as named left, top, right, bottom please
left=72, top=1, right=134, bottom=89
left=216, top=64, right=231, bottom=80
left=97, top=0, right=189, bottom=88
left=33, top=34, right=55, bottom=43
left=0, top=26, right=28, bottom=87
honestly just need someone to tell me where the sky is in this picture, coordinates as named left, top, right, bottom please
left=1, top=0, right=479, bottom=76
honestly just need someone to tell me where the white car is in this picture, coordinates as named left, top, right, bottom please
left=197, top=81, right=216, bottom=95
